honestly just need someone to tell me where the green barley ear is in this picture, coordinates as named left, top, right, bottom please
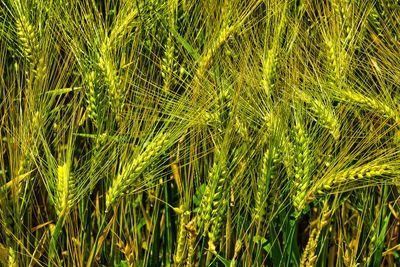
left=174, top=210, right=190, bottom=266
left=15, top=15, right=38, bottom=64
left=15, top=14, right=46, bottom=87
left=233, top=115, right=250, bottom=142
left=201, top=84, right=234, bottom=131
left=105, top=132, right=169, bottom=211
left=330, top=0, right=351, bottom=38
left=313, top=164, right=397, bottom=200
left=331, top=164, right=395, bottom=186
left=254, top=148, right=279, bottom=223
left=291, top=120, right=312, bottom=214
left=308, top=98, right=340, bottom=141
left=341, top=90, right=400, bottom=124
left=197, top=147, right=230, bottom=264
left=368, top=2, right=384, bottom=39
left=261, top=48, right=278, bottom=97
left=197, top=160, right=226, bottom=234
left=161, top=0, right=178, bottom=93
left=185, top=218, right=198, bottom=267
left=161, top=33, right=175, bottom=92
left=55, top=162, right=74, bottom=216
left=300, top=201, right=332, bottom=267
left=194, top=4, right=236, bottom=86
left=48, top=160, right=76, bottom=264
left=98, top=43, right=123, bottom=116
left=7, top=247, right=17, bottom=267
left=197, top=163, right=214, bottom=230
left=85, top=71, right=98, bottom=127
left=206, top=198, right=227, bottom=264
left=195, top=24, right=234, bottom=81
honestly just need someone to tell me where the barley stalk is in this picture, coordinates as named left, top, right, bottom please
left=48, top=162, right=76, bottom=264
left=368, top=4, right=384, bottom=38
left=331, top=0, right=351, bottom=37
left=15, top=15, right=46, bottom=87
left=325, top=37, right=342, bottom=85
left=234, top=116, right=249, bottom=141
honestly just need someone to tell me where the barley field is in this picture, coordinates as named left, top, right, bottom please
left=1, top=0, right=400, bottom=266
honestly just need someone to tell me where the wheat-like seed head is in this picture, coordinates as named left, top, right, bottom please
left=55, top=162, right=74, bottom=216
left=85, top=71, right=98, bottom=126
left=15, top=15, right=45, bottom=87
left=197, top=161, right=226, bottom=234
left=332, top=164, right=395, bottom=185
left=331, top=0, right=351, bottom=36
left=105, top=133, right=168, bottom=210
left=342, top=90, right=400, bottom=124
left=162, top=0, right=176, bottom=93
left=16, top=15, right=38, bottom=63
left=98, top=47, right=123, bottom=115
left=311, top=164, right=396, bottom=200
left=292, top=122, right=312, bottom=214
left=174, top=210, right=190, bottom=266
left=310, top=99, right=340, bottom=141
left=326, top=39, right=339, bottom=80
left=254, top=148, right=278, bottom=223
left=261, top=49, right=278, bottom=97
left=207, top=198, right=227, bottom=251
left=234, top=116, right=249, bottom=141
left=8, top=247, right=17, bottom=267
left=197, top=162, right=216, bottom=230
left=195, top=24, right=235, bottom=83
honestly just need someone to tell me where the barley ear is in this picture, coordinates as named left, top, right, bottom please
left=105, top=133, right=168, bottom=211
left=174, top=210, right=191, bottom=266
left=85, top=71, right=98, bottom=127
left=292, top=122, right=312, bottom=214
left=55, top=162, right=74, bottom=216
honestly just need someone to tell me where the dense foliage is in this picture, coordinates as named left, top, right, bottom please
left=1, top=0, right=400, bottom=266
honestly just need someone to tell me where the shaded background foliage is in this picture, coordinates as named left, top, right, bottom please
left=1, top=0, right=400, bottom=266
